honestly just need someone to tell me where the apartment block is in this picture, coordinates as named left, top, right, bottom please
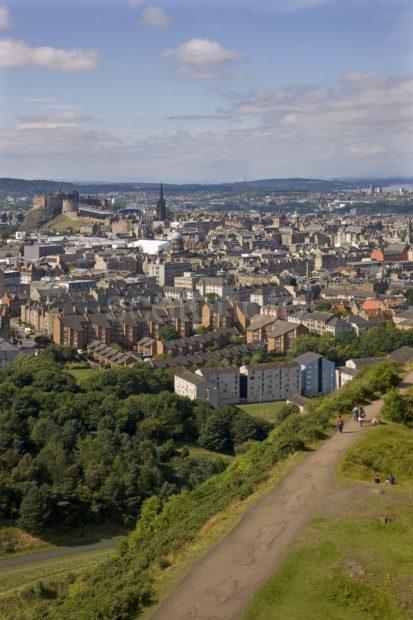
left=293, top=352, right=336, bottom=396
left=175, top=360, right=301, bottom=406
left=195, top=367, right=240, bottom=405
left=240, top=361, right=301, bottom=404
left=174, top=370, right=218, bottom=406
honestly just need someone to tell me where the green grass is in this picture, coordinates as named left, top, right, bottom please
left=237, top=401, right=287, bottom=423
left=0, top=549, right=112, bottom=596
left=337, top=424, right=413, bottom=484
left=64, top=367, right=97, bottom=382
left=243, top=488, right=413, bottom=620
left=176, top=443, right=234, bottom=464
left=243, top=420, right=413, bottom=620
left=0, top=528, right=48, bottom=558
left=43, top=214, right=94, bottom=232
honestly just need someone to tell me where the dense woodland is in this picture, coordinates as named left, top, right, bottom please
left=0, top=347, right=269, bottom=533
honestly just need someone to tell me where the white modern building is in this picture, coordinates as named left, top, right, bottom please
left=174, top=370, right=218, bottom=406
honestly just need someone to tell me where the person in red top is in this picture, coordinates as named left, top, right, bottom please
left=337, top=415, right=344, bottom=433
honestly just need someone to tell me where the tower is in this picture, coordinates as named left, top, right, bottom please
left=156, top=183, right=167, bottom=221
left=62, top=191, right=79, bottom=216
left=408, top=217, right=413, bottom=246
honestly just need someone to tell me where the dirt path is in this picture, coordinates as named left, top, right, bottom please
left=150, top=371, right=413, bottom=620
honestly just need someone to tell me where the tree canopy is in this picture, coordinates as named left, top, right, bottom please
left=0, top=347, right=269, bottom=532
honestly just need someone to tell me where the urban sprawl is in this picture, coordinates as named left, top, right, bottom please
left=2, top=181, right=413, bottom=411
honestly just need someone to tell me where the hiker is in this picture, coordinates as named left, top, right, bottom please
left=352, top=406, right=359, bottom=422
left=358, top=409, right=365, bottom=428
left=374, top=473, right=381, bottom=484
left=337, top=415, right=344, bottom=433
left=386, top=473, right=395, bottom=485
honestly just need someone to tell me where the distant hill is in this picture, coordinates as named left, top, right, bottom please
left=1, top=176, right=413, bottom=198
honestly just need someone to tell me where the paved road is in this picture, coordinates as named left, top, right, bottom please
left=149, top=371, right=413, bottom=620
left=0, top=538, right=117, bottom=570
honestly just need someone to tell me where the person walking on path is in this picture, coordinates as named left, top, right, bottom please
left=358, top=409, right=365, bottom=428
left=337, top=415, right=344, bottom=433
left=352, top=406, right=359, bottom=422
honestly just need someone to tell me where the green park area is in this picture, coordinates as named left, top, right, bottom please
left=64, top=365, right=97, bottom=382
left=243, top=421, right=413, bottom=620
left=237, top=401, right=288, bottom=423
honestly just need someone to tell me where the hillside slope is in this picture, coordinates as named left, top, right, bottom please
left=244, top=421, right=413, bottom=620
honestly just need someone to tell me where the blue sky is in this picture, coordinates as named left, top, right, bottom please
left=0, top=0, right=412, bottom=182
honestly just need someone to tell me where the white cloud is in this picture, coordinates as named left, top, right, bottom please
left=272, top=0, right=332, bottom=12
left=1, top=73, right=412, bottom=182
left=0, top=5, right=11, bottom=29
left=165, top=113, right=230, bottom=121
left=0, top=39, right=100, bottom=71
left=140, top=5, right=169, bottom=28
left=15, top=110, right=92, bottom=131
left=163, top=38, right=246, bottom=80
left=163, top=38, right=245, bottom=66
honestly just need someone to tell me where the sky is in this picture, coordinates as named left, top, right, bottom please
left=0, top=0, right=412, bottom=182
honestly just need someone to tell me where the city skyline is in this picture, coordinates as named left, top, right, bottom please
left=0, top=0, right=412, bottom=182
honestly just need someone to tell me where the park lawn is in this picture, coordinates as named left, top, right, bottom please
left=237, top=401, right=287, bottom=423
left=64, top=367, right=97, bottom=382
left=243, top=486, right=413, bottom=620
left=243, top=423, right=413, bottom=620
left=337, top=423, right=413, bottom=484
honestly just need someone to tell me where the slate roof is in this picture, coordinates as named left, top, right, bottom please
left=294, top=351, right=321, bottom=364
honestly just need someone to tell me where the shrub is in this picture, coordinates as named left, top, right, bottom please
left=382, top=390, right=413, bottom=426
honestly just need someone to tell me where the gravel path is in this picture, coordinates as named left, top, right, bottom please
left=150, top=373, right=413, bottom=620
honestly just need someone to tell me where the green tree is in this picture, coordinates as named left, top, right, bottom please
left=18, top=484, right=52, bottom=532
left=229, top=335, right=244, bottom=345
left=198, top=412, right=231, bottom=452
left=159, top=325, right=180, bottom=341
left=34, top=335, right=52, bottom=348
left=404, top=288, right=413, bottom=305
left=195, top=325, right=208, bottom=334
left=382, top=389, right=412, bottom=425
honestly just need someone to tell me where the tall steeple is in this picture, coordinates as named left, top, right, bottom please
left=156, top=183, right=167, bottom=221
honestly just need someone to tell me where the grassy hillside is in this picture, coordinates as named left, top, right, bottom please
left=338, top=424, right=413, bottom=483
left=0, top=361, right=400, bottom=619
left=243, top=420, right=413, bottom=620
left=237, top=401, right=287, bottom=423
left=243, top=490, right=413, bottom=620
left=43, top=213, right=97, bottom=232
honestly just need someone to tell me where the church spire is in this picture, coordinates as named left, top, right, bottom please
left=156, top=182, right=167, bottom=221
